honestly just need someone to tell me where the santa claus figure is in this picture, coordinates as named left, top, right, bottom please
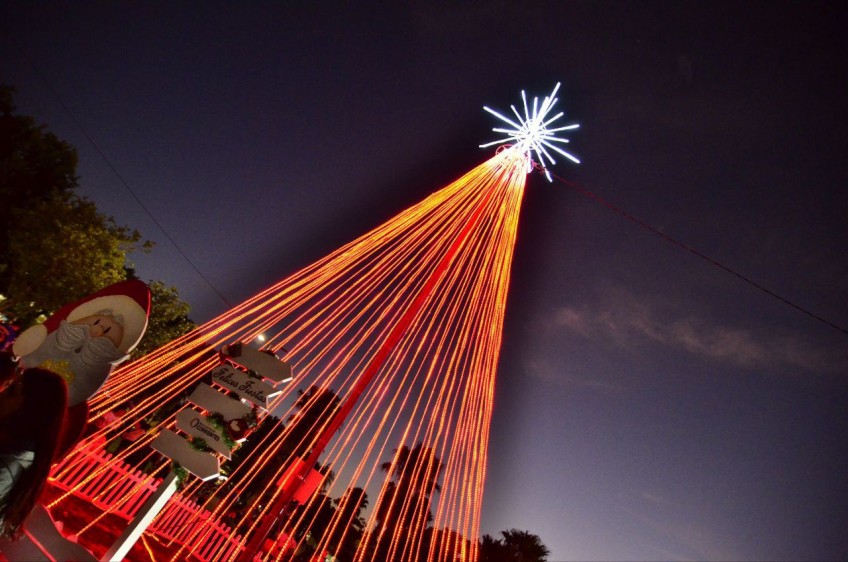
left=226, top=417, right=250, bottom=442
left=0, top=280, right=150, bottom=540
left=12, top=280, right=150, bottom=407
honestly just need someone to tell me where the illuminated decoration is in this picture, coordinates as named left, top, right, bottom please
left=42, top=88, right=574, bottom=562
left=480, top=82, right=580, bottom=181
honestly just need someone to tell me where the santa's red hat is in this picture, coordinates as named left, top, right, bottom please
left=13, top=280, right=151, bottom=357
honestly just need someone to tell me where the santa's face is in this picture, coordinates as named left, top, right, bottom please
left=18, top=319, right=127, bottom=406
left=71, top=314, right=124, bottom=349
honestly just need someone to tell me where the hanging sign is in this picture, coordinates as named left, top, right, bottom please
left=189, top=382, right=252, bottom=421
left=221, top=343, right=293, bottom=383
left=175, top=409, right=233, bottom=459
left=151, top=429, right=219, bottom=481
left=150, top=343, right=292, bottom=487
left=208, top=364, right=280, bottom=408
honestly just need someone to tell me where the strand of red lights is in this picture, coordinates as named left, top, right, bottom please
left=48, top=149, right=528, bottom=562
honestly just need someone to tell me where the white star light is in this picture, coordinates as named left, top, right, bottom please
left=480, top=82, right=580, bottom=181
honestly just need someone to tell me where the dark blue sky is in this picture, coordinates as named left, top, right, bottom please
left=2, top=3, right=847, bottom=560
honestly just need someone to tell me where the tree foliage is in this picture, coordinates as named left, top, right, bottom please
left=131, top=280, right=196, bottom=358
left=379, top=442, right=444, bottom=497
left=479, top=529, right=551, bottom=562
left=0, top=85, right=77, bottom=220
left=1, top=84, right=81, bottom=319
left=0, top=84, right=194, bottom=350
left=4, top=191, right=150, bottom=325
left=368, top=442, right=445, bottom=561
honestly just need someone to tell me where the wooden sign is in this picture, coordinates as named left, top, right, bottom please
left=222, top=344, right=293, bottom=383
left=151, top=429, right=219, bottom=481
left=175, top=409, right=233, bottom=459
left=209, top=364, right=280, bottom=408
left=189, top=382, right=252, bottom=421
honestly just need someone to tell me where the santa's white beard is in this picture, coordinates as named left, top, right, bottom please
left=19, top=321, right=126, bottom=406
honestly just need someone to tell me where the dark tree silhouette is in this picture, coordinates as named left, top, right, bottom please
left=286, top=385, right=341, bottom=458
left=479, top=533, right=511, bottom=562
left=368, top=442, right=445, bottom=561
left=480, top=529, right=550, bottom=562
left=379, top=442, right=444, bottom=496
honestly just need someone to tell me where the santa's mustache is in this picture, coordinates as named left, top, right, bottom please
left=54, top=322, right=123, bottom=364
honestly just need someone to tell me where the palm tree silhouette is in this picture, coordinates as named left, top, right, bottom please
left=479, top=528, right=549, bottom=562
left=369, top=442, right=445, bottom=561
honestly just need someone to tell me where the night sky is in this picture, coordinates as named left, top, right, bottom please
left=3, top=3, right=848, bottom=560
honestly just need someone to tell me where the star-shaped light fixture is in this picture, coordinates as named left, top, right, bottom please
left=480, top=82, right=580, bottom=181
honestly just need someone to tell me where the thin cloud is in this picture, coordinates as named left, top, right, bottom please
left=618, top=492, right=738, bottom=561
left=638, top=512, right=735, bottom=562
left=553, top=288, right=845, bottom=374
left=525, top=359, right=624, bottom=393
left=553, top=307, right=591, bottom=338
left=639, top=490, right=673, bottom=507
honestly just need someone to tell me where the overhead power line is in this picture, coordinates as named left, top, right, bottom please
left=10, top=39, right=232, bottom=310
left=543, top=167, right=848, bottom=337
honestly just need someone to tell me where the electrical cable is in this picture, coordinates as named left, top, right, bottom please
left=6, top=38, right=233, bottom=310
left=542, top=166, right=848, bottom=336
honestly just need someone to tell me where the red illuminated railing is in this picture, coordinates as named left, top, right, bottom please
left=48, top=443, right=244, bottom=561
